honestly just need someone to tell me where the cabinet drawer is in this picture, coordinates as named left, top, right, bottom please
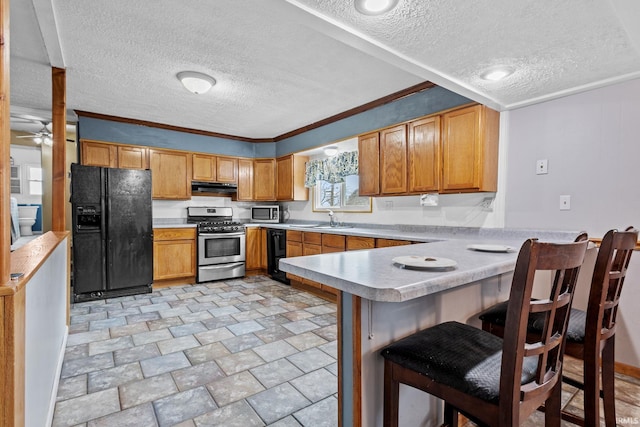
left=376, top=238, right=412, bottom=248
left=287, top=230, right=303, bottom=242
left=303, top=232, right=322, bottom=245
left=322, top=234, right=345, bottom=250
left=154, top=228, right=196, bottom=241
left=346, top=236, right=375, bottom=251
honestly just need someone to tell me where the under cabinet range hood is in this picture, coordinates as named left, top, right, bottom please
left=191, top=181, right=238, bottom=194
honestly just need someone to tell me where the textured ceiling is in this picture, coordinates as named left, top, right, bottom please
left=9, top=0, right=640, bottom=139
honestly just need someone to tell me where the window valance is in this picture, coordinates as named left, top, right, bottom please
left=304, top=151, right=358, bottom=187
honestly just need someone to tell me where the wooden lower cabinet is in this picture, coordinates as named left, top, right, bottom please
left=346, top=236, right=375, bottom=251
left=153, top=228, right=196, bottom=283
left=244, top=226, right=270, bottom=275
left=376, top=238, right=412, bottom=247
left=260, top=228, right=268, bottom=270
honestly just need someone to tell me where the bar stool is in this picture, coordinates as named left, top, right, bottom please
left=380, top=237, right=589, bottom=427
left=479, top=227, right=638, bottom=426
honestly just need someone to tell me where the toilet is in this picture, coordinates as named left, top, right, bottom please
left=18, top=206, right=39, bottom=236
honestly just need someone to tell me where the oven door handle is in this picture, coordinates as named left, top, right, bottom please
left=198, top=232, right=246, bottom=237
left=199, top=262, right=245, bottom=270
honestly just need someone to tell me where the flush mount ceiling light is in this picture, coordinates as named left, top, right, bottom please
left=177, top=71, right=216, bottom=94
left=355, top=0, right=400, bottom=15
left=324, top=146, right=339, bottom=156
left=480, top=66, right=515, bottom=82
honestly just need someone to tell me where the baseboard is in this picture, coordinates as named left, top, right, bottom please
left=47, top=326, right=69, bottom=427
left=616, top=361, right=640, bottom=379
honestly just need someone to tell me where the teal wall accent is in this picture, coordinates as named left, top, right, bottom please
left=78, top=86, right=471, bottom=158
left=78, top=117, right=259, bottom=158
left=276, top=86, right=471, bottom=156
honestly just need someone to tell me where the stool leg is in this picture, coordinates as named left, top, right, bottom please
left=544, top=380, right=562, bottom=427
left=443, top=402, right=458, bottom=427
left=384, top=360, right=400, bottom=427
left=601, top=338, right=616, bottom=427
left=583, top=346, right=601, bottom=427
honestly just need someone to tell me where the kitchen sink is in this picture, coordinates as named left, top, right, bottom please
left=313, top=225, right=353, bottom=229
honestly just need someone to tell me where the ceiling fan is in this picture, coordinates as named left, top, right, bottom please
left=15, top=120, right=54, bottom=145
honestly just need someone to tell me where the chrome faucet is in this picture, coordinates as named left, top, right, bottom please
left=328, top=210, right=338, bottom=227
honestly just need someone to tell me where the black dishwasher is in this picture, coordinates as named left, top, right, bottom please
left=267, top=229, right=289, bottom=284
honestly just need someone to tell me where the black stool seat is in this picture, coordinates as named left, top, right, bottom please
left=478, top=302, right=587, bottom=343
left=381, top=321, right=539, bottom=403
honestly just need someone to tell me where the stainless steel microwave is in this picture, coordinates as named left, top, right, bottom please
left=250, top=205, right=280, bottom=223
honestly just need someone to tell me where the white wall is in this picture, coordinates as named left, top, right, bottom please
left=504, top=78, right=640, bottom=235
left=25, top=237, right=69, bottom=427
left=504, top=77, right=640, bottom=367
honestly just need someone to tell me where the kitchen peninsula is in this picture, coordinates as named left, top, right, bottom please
left=278, top=227, right=583, bottom=426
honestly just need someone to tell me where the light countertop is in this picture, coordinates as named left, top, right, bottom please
left=277, top=227, right=583, bottom=303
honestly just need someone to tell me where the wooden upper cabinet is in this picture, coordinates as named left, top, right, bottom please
left=217, top=156, right=238, bottom=183
left=192, top=154, right=216, bottom=181
left=117, top=145, right=148, bottom=170
left=253, top=158, right=276, bottom=201
left=149, top=149, right=192, bottom=200
left=441, top=104, right=499, bottom=193
left=408, top=116, right=440, bottom=193
left=81, top=140, right=117, bottom=168
left=358, top=132, right=380, bottom=196
left=237, top=158, right=254, bottom=201
left=380, top=124, right=407, bottom=194
left=276, top=154, right=308, bottom=201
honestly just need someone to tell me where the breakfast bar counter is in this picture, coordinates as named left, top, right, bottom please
left=278, top=229, right=584, bottom=427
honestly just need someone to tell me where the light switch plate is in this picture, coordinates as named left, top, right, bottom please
left=559, top=195, right=571, bottom=210
left=536, top=159, right=548, bottom=175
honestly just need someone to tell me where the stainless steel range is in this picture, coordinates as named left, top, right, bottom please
left=187, top=207, right=245, bottom=283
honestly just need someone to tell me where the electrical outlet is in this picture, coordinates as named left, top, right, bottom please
left=536, top=159, right=548, bottom=175
left=559, top=195, right=571, bottom=210
left=384, top=200, right=393, bottom=209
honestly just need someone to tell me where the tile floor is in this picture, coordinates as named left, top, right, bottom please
left=53, top=276, right=338, bottom=427
left=53, top=275, right=640, bottom=426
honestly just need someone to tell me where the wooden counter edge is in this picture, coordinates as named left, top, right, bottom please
left=1, top=231, right=71, bottom=296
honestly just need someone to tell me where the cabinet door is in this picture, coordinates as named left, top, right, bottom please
left=253, top=159, right=276, bottom=201
left=118, top=146, right=149, bottom=170
left=287, top=240, right=303, bottom=258
left=153, top=240, right=196, bottom=280
left=153, top=228, right=196, bottom=281
left=380, top=125, right=407, bottom=194
left=237, top=159, right=254, bottom=201
left=276, top=155, right=309, bottom=201
left=358, top=132, right=380, bottom=196
left=260, top=228, right=268, bottom=269
left=276, top=155, right=293, bottom=201
left=245, top=227, right=262, bottom=270
left=441, top=104, right=500, bottom=192
left=303, top=243, right=322, bottom=256
left=81, top=140, right=117, bottom=168
left=408, top=116, right=440, bottom=193
left=192, top=154, right=216, bottom=181
left=150, top=149, right=192, bottom=199
left=217, top=156, right=238, bottom=183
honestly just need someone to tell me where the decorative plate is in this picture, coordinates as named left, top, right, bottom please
left=392, top=256, right=457, bottom=269
left=466, top=244, right=513, bottom=253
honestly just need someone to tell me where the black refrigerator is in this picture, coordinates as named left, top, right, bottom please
left=71, top=164, right=153, bottom=302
